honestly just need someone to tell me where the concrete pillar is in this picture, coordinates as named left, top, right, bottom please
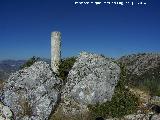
left=51, top=31, right=61, bottom=74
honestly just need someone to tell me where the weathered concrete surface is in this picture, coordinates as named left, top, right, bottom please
left=51, top=31, right=61, bottom=74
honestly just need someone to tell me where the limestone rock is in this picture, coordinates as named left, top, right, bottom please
left=118, top=53, right=160, bottom=76
left=124, top=114, right=150, bottom=120
left=0, top=102, right=13, bottom=120
left=2, top=61, right=61, bottom=120
left=151, top=114, right=160, bottom=120
left=61, top=52, right=120, bottom=115
left=105, top=113, right=160, bottom=120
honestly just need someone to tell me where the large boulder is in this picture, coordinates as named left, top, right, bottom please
left=60, top=52, right=120, bottom=116
left=2, top=61, right=61, bottom=120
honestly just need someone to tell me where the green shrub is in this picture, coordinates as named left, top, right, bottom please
left=20, top=56, right=40, bottom=69
left=58, top=57, right=76, bottom=81
left=88, top=64, right=139, bottom=119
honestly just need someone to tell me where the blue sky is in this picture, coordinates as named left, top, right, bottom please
left=0, top=0, right=160, bottom=60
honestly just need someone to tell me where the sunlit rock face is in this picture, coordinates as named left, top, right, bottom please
left=0, top=102, right=13, bottom=120
left=3, top=61, right=61, bottom=120
left=118, top=53, right=160, bottom=76
left=61, top=52, right=120, bottom=115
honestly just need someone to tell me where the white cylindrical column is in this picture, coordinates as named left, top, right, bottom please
left=51, top=31, right=61, bottom=74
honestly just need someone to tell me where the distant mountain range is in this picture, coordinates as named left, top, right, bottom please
left=0, top=60, right=26, bottom=80
left=0, top=58, right=51, bottom=81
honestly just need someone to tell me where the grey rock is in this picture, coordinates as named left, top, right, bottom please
left=105, top=113, right=160, bottom=120
left=124, top=114, right=150, bottom=120
left=118, top=53, right=160, bottom=92
left=151, top=96, right=160, bottom=106
left=2, top=61, right=61, bottom=120
left=61, top=52, right=120, bottom=115
left=106, top=113, right=152, bottom=120
left=151, top=114, right=160, bottom=120
left=118, top=53, right=160, bottom=76
left=0, top=102, right=13, bottom=120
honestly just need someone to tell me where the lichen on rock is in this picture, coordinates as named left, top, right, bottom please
left=59, top=52, right=120, bottom=116
left=2, top=61, right=61, bottom=120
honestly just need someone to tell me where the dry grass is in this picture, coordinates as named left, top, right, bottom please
left=19, top=97, right=32, bottom=117
left=129, top=87, right=151, bottom=104
left=49, top=106, right=92, bottom=120
left=129, top=87, right=153, bottom=114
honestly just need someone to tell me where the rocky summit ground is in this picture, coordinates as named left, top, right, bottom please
left=0, top=52, right=160, bottom=120
left=118, top=53, right=160, bottom=91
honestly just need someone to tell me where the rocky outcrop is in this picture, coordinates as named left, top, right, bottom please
left=2, top=61, right=61, bottom=120
left=2, top=52, right=159, bottom=120
left=151, top=114, right=160, bottom=120
left=0, top=102, right=13, bottom=120
left=118, top=53, right=160, bottom=76
left=59, top=52, right=120, bottom=115
left=118, top=53, right=160, bottom=92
